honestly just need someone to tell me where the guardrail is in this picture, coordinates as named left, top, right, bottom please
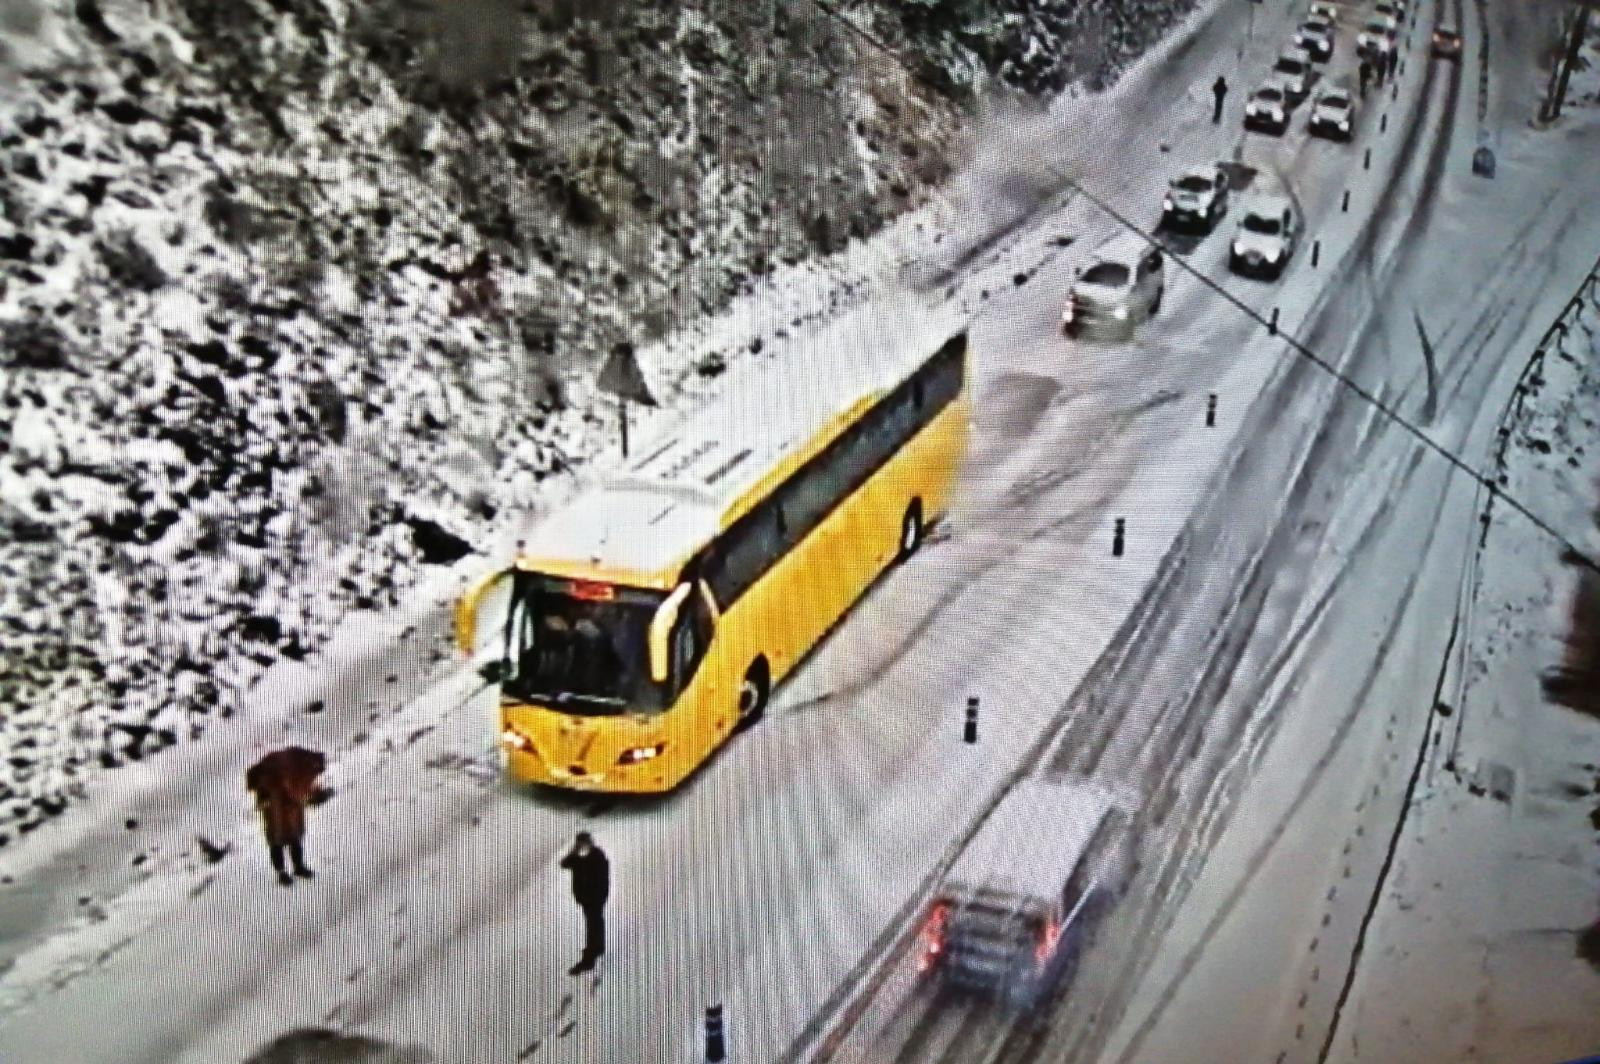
left=1444, top=247, right=1600, bottom=769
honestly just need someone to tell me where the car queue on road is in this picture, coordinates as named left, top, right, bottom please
left=1059, top=0, right=1440, bottom=329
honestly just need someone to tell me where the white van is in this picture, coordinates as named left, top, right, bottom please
left=918, top=775, right=1133, bottom=1006
left=1229, top=193, right=1300, bottom=279
left=1061, top=233, right=1165, bottom=339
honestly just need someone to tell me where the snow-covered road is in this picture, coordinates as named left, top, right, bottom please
left=2, top=0, right=1596, bottom=1060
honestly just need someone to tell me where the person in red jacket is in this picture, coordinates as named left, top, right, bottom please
left=246, top=747, right=324, bottom=887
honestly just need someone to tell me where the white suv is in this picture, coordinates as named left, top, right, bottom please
left=1272, top=54, right=1313, bottom=101
left=1161, top=164, right=1232, bottom=233
left=1229, top=195, right=1299, bottom=280
left=1245, top=85, right=1290, bottom=134
left=1308, top=86, right=1357, bottom=140
left=1358, top=18, right=1398, bottom=59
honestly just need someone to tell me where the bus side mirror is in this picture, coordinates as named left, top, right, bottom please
left=648, top=583, right=693, bottom=684
left=478, top=660, right=508, bottom=685
left=456, top=568, right=512, bottom=658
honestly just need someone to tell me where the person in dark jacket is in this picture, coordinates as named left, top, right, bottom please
left=1359, top=58, right=1372, bottom=98
left=1212, top=74, right=1228, bottom=123
left=560, top=832, right=610, bottom=974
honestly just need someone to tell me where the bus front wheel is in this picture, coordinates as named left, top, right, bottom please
left=898, top=501, right=924, bottom=562
left=738, top=659, right=770, bottom=730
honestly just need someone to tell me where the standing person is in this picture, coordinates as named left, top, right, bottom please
left=561, top=832, right=611, bottom=975
left=1359, top=57, right=1372, bottom=98
left=1386, top=45, right=1399, bottom=83
left=1212, top=74, right=1228, bottom=123
left=246, top=746, right=325, bottom=887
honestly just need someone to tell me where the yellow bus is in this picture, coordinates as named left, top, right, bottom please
left=456, top=325, right=971, bottom=793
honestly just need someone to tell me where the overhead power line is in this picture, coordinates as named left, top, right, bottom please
left=800, top=0, right=1600, bottom=575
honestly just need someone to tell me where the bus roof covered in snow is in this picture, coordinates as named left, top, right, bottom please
left=943, top=776, right=1116, bottom=908
left=516, top=297, right=968, bottom=585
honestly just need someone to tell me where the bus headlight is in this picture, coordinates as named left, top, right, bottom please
left=500, top=727, right=534, bottom=752
left=618, top=743, right=666, bottom=765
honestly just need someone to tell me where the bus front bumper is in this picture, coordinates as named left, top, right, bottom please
left=501, top=740, right=681, bottom=793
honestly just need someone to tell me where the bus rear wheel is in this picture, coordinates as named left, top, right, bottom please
left=738, top=659, right=770, bottom=730
left=898, top=501, right=924, bottom=563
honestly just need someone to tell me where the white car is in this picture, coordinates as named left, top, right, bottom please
left=1229, top=195, right=1299, bottom=280
left=1358, top=19, right=1398, bottom=59
left=1374, top=1, right=1404, bottom=24
left=1272, top=54, right=1314, bottom=100
left=1294, top=20, right=1335, bottom=61
left=1245, top=85, right=1290, bottom=133
left=1162, top=164, right=1232, bottom=232
left=1307, top=87, right=1357, bottom=140
left=1062, top=233, right=1166, bottom=338
left=1310, top=1, right=1340, bottom=22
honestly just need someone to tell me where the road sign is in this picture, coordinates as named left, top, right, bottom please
left=597, top=341, right=657, bottom=407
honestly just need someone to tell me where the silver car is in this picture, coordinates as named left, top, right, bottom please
left=1062, top=233, right=1166, bottom=339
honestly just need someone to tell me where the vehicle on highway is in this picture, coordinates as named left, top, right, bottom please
left=917, top=775, right=1133, bottom=1006
left=1357, top=19, right=1398, bottom=60
left=456, top=329, right=971, bottom=792
left=1161, top=164, right=1232, bottom=233
left=1431, top=26, right=1463, bottom=59
left=1307, top=86, right=1357, bottom=140
left=1309, top=1, right=1340, bottom=23
left=1229, top=193, right=1300, bottom=280
left=1272, top=53, right=1314, bottom=101
left=1244, top=84, right=1290, bottom=134
left=1374, top=1, right=1404, bottom=25
left=1294, top=19, right=1335, bottom=62
left=1062, top=232, right=1166, bottom=338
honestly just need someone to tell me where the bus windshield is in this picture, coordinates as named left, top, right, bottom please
left=501, top=573, right=668, bottom=714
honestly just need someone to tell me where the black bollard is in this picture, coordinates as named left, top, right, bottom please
left=1205, top=393, right=1217, bottom=427
left=1112, top=518, right=1125, bottom=557
left=1342, top=189, right=1350, bottom=212
left=1392, top=82, right=1398, bottom=101
left=1381, top=113, right=1388, bottom=133
left=964, top=697, right=979, bottom=744
left=1363, top=147, right=1371, bottom=170
left=706, top=1005, right=726, bottom=1063
left=1269, top=307, right=1280, bottom=336
left=1312, top=239, right=1320, bottom=267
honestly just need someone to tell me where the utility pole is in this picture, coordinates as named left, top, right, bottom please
left=1541, top=2, right=1594, bottom=123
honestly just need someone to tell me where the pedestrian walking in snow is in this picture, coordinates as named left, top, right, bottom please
left=1358, top=58, right=1372, bottom=98
left=561, top=832, right=610, bottom=975
left=246, top=746, right=325, bottom=887
left=1386, top=46, right=1398, bottom=83
left=1212, top=75, right=1228, bottom=124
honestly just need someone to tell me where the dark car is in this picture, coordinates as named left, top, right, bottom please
left=1294, top=20, right=1335, bottom=62
left=1432, top=26, right=1463, bottom=59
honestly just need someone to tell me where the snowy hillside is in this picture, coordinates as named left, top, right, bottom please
left=0, top=0, right=1196, bottom=845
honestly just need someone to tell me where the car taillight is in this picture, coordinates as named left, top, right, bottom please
left=1035, top=918, right=1061, bottom=965
left=918, top=902, right=949, bottom=971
